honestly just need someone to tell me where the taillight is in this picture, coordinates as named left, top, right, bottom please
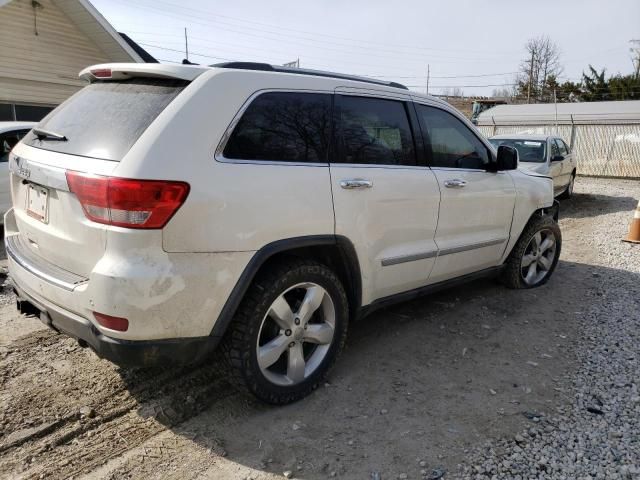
left=94, top=312, right=129, bottom=331
left=65, top=171, right=189, bottom=229
left=90, top=68, right=112, bottom=79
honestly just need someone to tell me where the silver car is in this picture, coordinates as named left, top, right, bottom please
left=489, top=134, right=577, bottom=199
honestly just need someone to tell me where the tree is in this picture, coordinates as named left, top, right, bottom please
left=491, top=85, right=517, bottom=99
left=582, top=65, right=609, bottom=101
left=580, top=65, right=640, bottom=101
left=631, top=39, right=640, bottom=79
left=518, top=36, right=563, bottom=102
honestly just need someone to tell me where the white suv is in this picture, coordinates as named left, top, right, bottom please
left=5, top=62, right=561, bottom=404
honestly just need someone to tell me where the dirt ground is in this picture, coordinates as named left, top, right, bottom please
left=0, top=177, right=638, bottom=480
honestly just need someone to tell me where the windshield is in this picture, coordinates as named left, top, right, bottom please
left=489, top=138, right=547, bottom=163
left=23, top=78, right=188, bottom=161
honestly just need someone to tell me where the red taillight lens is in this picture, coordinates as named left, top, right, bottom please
left=94, top=312, right=129, bottom=331
left=66, top=171, right=189, bottom=229
left=91, top=68, right=112, bottom=79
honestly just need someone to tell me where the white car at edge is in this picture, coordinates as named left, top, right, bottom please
left=489, top=134, right=578, bottom=199
left=6, top=62, right=561, bottom=404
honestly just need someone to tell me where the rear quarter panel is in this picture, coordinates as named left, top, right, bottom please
left=110, top=70, right=337, bottom=253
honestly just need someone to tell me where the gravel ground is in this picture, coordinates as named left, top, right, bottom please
left=0, top=176, right=638, bottom=480
left=460, top=177, right=640, bottom=479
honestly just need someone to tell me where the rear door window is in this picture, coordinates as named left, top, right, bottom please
left=333, top=95, right=415, bottom=166
left=23, top=78, right=188, bottom=161
left=223, top=92, right=332, bottom=163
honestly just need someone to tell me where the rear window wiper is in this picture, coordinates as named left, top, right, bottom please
left=33, top=127, right=67, bottom=141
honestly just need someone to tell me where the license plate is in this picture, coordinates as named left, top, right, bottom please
left=26, top=184, right=49, bottom=223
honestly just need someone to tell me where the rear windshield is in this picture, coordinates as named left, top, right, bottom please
left=23, top=78, right=188, bottom=161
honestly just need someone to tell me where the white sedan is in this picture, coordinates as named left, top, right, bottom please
left=1, top=122, right=36, bottom=222
left=489, top=134, right=578, bottom=199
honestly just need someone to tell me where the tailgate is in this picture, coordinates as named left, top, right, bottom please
left=8, top=143, right=116, bottom=278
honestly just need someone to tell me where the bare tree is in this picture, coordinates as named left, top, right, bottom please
left=492, top=82, right=518, bottom=99
left=631, top=39, right=640, bottom=79
left=451, top=87, right=464, bottom=98
left=519, top=36, right=563, bottom=102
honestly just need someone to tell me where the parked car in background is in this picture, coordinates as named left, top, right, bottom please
left=6, top=63, right=561, bottom=404
left=0, top=122, right=36, bottom=221
left=489, top=134, right=577, bottom=199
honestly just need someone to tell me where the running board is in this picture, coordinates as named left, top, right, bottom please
left=358, top=266, right=504, bottom=319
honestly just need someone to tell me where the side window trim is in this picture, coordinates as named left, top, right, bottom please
left=215, top=89, right=334, bottom=167
left=331, top=94, right=419, bottom=168
left=414, top=102, right=492, bottom=171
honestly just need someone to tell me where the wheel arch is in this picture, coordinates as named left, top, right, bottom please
left=502, top=201, right=559, bottom=262
left=209, top=235, right=362, bottom=339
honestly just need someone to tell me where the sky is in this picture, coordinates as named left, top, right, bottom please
left=92, top=0, right=640, bottom=97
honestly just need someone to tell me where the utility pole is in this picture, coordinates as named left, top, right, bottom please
left=554, top=87, right=558, bottom=133
left=426, top=64, right=430, bottom=95
left=184, top=27, right=189, bottom=62
left=527, top=50, right=534, bottom=103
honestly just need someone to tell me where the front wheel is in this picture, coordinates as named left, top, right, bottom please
left=559, top=172, right=575, bottom=199
left=501, top=215, right=561, bottom=289
left=223, top=259, right=348, bottom=404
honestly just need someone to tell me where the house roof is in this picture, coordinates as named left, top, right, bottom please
left=118, top=33, right=158, bottom=63
left=477, top=100, right=640, bottom=125
left=53, top=0, right=147, bottom=63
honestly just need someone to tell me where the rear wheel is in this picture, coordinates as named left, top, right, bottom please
left=223, top=259, right=348, bottom=404
left=501, top=215, right=561, bottom=289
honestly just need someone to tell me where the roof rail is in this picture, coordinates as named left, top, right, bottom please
left=211, top=62, right=409, bottom=90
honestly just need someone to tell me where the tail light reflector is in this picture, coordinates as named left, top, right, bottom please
left=91, top=68, right=112, bottom=79
left=65, top=171, right=189, bottom=229
left=94, top=312, right=129, bottom=332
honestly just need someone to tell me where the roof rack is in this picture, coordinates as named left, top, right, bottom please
left=211, top=62, right=409, bottom=90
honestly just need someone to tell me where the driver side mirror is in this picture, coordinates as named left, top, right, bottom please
left=551, top=155, right=564, bottom=162
left=494, top=145, right=518, bottom=171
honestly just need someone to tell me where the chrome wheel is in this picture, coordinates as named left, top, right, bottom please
left=520, top=229, right=557, bottom=286
left=567, top=175, right=575, bottom=196
left=256, top=282, right=336, bottom=386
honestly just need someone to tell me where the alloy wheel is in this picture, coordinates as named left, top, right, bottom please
left=520, top=229, right=557, bottom=286
left=256, top=282, right=336, bottom=386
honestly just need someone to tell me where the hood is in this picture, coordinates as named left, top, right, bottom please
left=518, top=162, right=549, bottom=176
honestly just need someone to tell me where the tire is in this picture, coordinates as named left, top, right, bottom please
left=558, top=171, right=576, bottom=199
left=222, top=258, right=349, bottom=404
left=501, top=214, right=561, bottom=289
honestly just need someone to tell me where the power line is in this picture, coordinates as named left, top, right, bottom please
left=114, top=1, right=518, bottom=64
left=131, top=30, right=521, bottom=78
left=126, top=0, right=522, bottom=56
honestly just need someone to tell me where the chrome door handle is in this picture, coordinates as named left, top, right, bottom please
left=340, top=179, right=373, bottom=189
left=444, top=179, right=467, bottom=188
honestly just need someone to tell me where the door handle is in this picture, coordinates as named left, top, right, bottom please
left=444, top=179, right=467, bottom=188
left=340, top=179, right=373, bottom=189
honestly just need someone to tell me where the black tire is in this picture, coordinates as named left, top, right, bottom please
left=558, top=171, right=576, bottom=199
left=222, top=258, right=349, bottom=404
left=501, top=214, right=561, bottom=289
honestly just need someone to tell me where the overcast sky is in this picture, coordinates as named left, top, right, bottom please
left=93, top=0, right=639, bottom=96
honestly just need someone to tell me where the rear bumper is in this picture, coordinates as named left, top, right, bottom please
left=13, top=282, right=220, bottom=366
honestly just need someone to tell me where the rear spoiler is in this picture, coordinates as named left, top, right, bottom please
left=79, top=63, right=211, bottom=82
